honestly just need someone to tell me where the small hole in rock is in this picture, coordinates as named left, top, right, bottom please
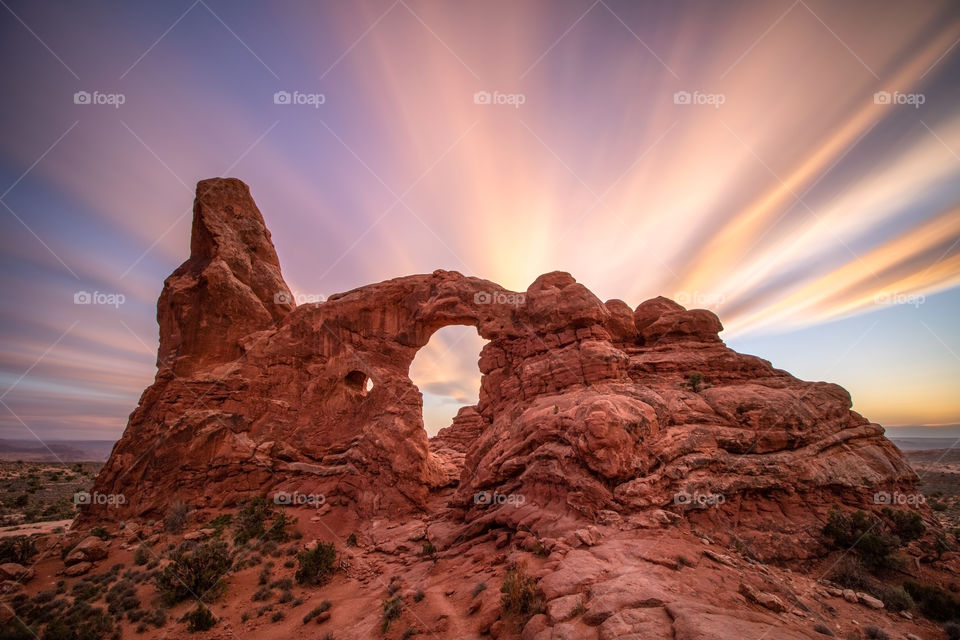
left=345, top=370, right=368, bottom=393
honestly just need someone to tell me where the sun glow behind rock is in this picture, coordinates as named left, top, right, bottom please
left=0, top=1, right=959, bottom=438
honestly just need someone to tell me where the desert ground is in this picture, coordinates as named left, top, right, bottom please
left=0, top=447, right=958, bottom=640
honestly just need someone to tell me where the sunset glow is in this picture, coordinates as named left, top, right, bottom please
left=1, top=0, right=958, bottom=439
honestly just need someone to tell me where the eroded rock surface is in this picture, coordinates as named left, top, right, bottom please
left=73, top=178, right=951, bottom=639
left=91, top=178, right=915, bottom=554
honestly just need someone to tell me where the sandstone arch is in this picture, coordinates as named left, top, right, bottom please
left=88, top=178, right=917, bottom=556
left=408, top=324, right=486, bottom=436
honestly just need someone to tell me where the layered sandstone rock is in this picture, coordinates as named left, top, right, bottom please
left=157, top=177, right=293, bottom=376
left=90, top=178, right=917, bottom=560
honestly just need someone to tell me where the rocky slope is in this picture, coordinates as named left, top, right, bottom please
left=3, top=178, right=955, bottom=640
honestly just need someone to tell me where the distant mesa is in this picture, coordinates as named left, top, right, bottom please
left=0, top=439, right=114, bottom=462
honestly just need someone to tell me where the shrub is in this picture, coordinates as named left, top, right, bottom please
left=71, top=580, right=101, bottom=602
left=164, top=500, right=190, bottom=534
left=878, top=585, right=913, bottom=612
left=944, top=622, right=960, bottom=640
left=381, top=596, right=403, bottom=632
left=41, top=601, right=115, bottom=640
left=686, top=372, right=705, bottom=392
left=0, top=619, right=31, bottom=640
left=185, top=604, right=216, bottom=632
left=0, top=536, right=37, bottom=564
left=265, top=512, right=293, bottom=542
left=142, top=608, right=166, bottom=628
left=271, top=610, right=285, bottom=622
left=420, top=541, right=436, bottom=557
left=823, top=507, right=871, bottom=547
left=413, top=589, right=425, bottom=603
left=303, top=601, right=331, bottom=624
left=207, top=513, right=232, bottom=533
left=234, top=497, right=274, bottom=544
left=882, top=508, right=925, bottom=542
left=384, top=576, right=399, bottom=595
left=472, top=582, right=487, bottom=598
left=154, top=540, right=233, bottom=605
left=253, top=587, right=272, bottom=601
left=863, top=626, right=889, bottom=640
left=822, top=507, right=902, bottom=572
left=133, top=545, right=150, bottom=566
left=500, top=562, right=544, bottom=622
left=105, top=579, right=139, bottom=615
left=904, top=580, right=960, bottom=622
left=934, top=532, right=952, bottom=559
left=295, top=542, right=336, bottom=586
left=346, top=533, right=357, bottom=547
left=89, top=526, right=111, bottom=541
left=827, top=556, right=871, bottom=591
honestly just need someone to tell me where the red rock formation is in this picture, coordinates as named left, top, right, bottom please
left=90, top=178, right=917, bottom=562
left=52, top=178, right=960, bottom=640
left=158, top=178, right=293, bottom=377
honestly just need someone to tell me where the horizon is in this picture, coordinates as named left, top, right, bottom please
left=1, top=0, right=959, bottom=440
left=2, top=423, right=956, bottom=445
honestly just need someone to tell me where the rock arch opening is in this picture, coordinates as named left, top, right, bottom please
left=344, top=370, right=373, bottom=395
left=409, top=325, right=487, bottom=437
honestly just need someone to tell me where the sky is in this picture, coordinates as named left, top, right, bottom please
left=0, top=0, right=958, bottom=440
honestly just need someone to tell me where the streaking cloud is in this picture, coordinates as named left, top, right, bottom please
left=0, top=0, right=958, bottom=439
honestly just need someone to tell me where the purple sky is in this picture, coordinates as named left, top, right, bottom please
left=1, top=0, right=959, bottom=440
